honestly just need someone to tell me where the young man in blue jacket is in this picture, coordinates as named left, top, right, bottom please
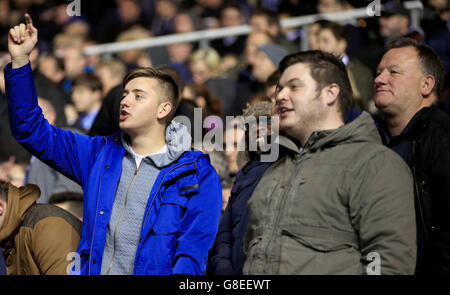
left=4, top=14, right=222, bottom=275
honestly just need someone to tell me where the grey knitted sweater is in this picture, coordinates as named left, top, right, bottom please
left=100, top=121, right=191, bottom=275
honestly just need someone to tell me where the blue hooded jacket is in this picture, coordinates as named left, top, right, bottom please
left=4, top=63, right=222, bottom=275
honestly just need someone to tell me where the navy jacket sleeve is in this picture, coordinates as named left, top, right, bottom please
left=4, top=62, right=104, bottom=188
left=206, top=197, right=235, bottom=274
left=0, top=248, right=6, bottom=275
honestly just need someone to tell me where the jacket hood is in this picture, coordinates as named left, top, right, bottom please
left=304, top=112, right=381, bottom=151
left=122, top=120, right=192, bottom=168
left=0, top=183, right=40, bottom=244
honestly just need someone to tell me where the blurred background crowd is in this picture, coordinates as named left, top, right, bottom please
left=0, top=0, right=449, bottom=217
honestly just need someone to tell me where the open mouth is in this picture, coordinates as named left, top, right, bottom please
left=119, top=109, right=129, bottom=121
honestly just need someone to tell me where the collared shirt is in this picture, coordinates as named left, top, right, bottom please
left=79, top=108, right=100, bottom=132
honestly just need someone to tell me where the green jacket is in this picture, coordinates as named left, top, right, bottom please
left=243, top=112, right=417, bottom=275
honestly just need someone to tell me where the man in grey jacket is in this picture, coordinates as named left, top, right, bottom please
left=243, top=50, right=417, bottom=275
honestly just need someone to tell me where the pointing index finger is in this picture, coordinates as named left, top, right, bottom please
left=24, top=14, right=35, bottom=32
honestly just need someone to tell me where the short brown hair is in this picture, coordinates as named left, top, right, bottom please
left=278, top=50, right=353, bottom=120
left=122, top=67, right=180, bottom=122
left=386, top=37, right=445, bottom=97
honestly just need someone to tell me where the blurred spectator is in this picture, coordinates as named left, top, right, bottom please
left=318, top=21, right=374, bottom=112
left=264, top=69, right=281, bottom=104
left=252, top=43, right=287, bottom=84
left=307, top=19, right=330, bottom=50
left=0, top=63, right=31, bottom=163
left=49, top=192, right=83, bottom=221
left=83, top=39, right=102, bottom=69
left=167, top=42, right=194, bottom=82
left=231, top=31, right=273, bottom=115
left=234, top=41, right=285, bottom=116
left=151, top=0, right=179, bottom=35
left=28, top=46, right=70, bottom=127
left=25, top=98, right=83, bottom=204
left=279, top=11, right=302, bottom=48
left=208, top=150, right=232, bottom=213
left=183, top=82, right=224, bottom=118
left=223, top=120, right=246, bottom=177
left=249, top=8, right=298, bottom=53
left=244, top=31, right=273, bottom=68
left=38, top=53, right=66, bottom=87
left=316, top=0, right=365, bottom=57
left=0, top=181, right=81, bottom=275
left=63, top=16, right=91, bottom=40
left=174, top=10, right=201, bottom=33
left=207, top=101, right=276, bottom=275
left=0, top=0, right=16, bottom=52
left=210, top=3, right=247, bottom=56
left=89, top=59, right=127, bottom=136
left=94, top=0, right=150, bottom=43
left=190, top=48, right=236, bottom=115
left=194, top=0, right=224, bottom=28
left=379, top=2, right=414, bottom=42
left=361, top=1, right=427, bottom=77
left=70, top=73, right=103, bottom=133
left=116, top=28, right=153, bottom=71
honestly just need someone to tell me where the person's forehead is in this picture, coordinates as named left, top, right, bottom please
left=318, top=28, right=334, bottom=38
left=280, top=62, right=312, bottom=84
left=381, top=47, right=419, bottom=68
left=251, top=15, right=268, bottom=23
left=125, top=76, right=160, bottom=91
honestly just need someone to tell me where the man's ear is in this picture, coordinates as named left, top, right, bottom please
left=420, top=74, right=435, bottom=97
left=323, top=83, right=340, bottom=106
left=157, top=101, right=173, bottom=120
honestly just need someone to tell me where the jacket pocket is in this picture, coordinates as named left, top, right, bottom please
left=279, top=224, right=364, bottom=275
left=152, top=190, right=189, bottom=235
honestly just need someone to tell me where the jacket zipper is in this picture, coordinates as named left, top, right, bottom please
left=88, top=137, right=107, bottom=275
left=105, top=164, right=140, bottom=275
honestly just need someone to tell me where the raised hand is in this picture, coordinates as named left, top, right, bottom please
left=8, top=14, right=38, bottom=69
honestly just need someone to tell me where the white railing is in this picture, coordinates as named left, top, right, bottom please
left=83, top=0, right=423, bottom=56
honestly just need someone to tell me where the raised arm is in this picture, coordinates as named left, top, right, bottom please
left=5, top=15, right=104, bottom=187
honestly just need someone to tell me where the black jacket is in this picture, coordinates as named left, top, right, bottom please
left=408, top=107, right=450, bottom=274
left=88, top=85, right=123, bottom=136
left=207, top=158, right=273, bottom=274
left=381, top=106, right=450, bottom=274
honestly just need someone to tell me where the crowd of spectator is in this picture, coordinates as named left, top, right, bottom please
left=0, top=0, right=449, bottom=275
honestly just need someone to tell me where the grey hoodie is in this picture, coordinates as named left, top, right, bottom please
left=100, top=121, right=191, bottom=275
